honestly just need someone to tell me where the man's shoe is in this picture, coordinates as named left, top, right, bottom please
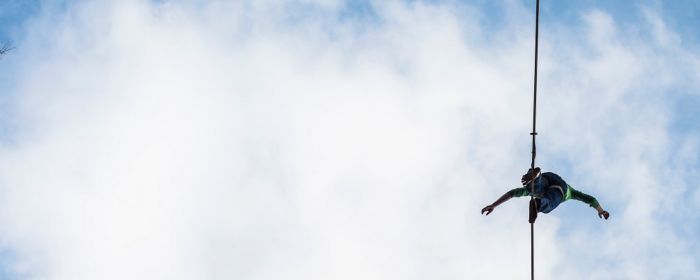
left=529, top=199, right=538, bottom=224
left=521, top=167, right=541, bottom=186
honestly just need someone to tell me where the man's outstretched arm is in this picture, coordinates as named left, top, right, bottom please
left=570, top=188, right=610, bottom=220
left=482, top=188, right=528, bottom=215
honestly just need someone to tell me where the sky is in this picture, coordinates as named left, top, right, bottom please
left=0, top=0, right=699, bottom=279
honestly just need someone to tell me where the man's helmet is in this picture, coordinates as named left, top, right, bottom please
left=521, top=167, right=541, bottom=185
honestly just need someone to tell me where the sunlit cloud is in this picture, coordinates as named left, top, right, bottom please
left=0, top=1, right=698, bottom=279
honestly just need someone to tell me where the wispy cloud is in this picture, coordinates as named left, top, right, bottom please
left=0, top=1, right=698, bottom=279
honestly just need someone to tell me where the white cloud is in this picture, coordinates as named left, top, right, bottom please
left=0, top=1, right=698, bottom=279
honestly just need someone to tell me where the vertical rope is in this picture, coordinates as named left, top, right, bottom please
left=530, top=1, right=541, bottom=280
left=530, top=219, right=535, bottom=279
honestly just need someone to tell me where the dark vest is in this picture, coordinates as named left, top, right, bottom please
left=529, top=172, right=568, bottom=196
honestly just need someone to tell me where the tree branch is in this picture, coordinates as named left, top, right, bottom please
left=0, top=42, right=14, bottom=56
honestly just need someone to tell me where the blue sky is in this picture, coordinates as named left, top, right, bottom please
left=2, top=1, right=700, bottom=42
left=0, top=1, right=41, bottom=43
left=0, top=1, right=699, bottom=279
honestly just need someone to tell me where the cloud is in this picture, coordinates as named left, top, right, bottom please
left=0, top=1, right=698, bottom=279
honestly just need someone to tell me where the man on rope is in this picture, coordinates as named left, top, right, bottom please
left=481, top=167, right=610, bottom=220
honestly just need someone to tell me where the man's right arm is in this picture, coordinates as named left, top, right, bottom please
left=482, top=187, right=529, bottom=215
left=494, top=187, right=529, bottom=206
left=507, top=187, right=529, bottom=199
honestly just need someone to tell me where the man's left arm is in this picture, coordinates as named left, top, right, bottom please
left=570, top=188, right=609, bottom=220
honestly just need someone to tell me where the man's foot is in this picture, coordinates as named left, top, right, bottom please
left=521, top=167, right=541, bottom=185
left=529, top=199, right=538, bottom=223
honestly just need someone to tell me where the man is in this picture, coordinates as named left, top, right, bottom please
left=481, top=167, right=610, bottom=222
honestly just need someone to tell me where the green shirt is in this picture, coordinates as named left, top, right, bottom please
left=508, top=185, right=600, bottom=208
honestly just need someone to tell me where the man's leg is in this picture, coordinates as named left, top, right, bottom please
left=529, top=198, right=538, bottom=223
left=538, top=189, right=564, bottom=214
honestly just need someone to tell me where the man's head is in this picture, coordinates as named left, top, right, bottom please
left=521, top=167, right=541, bottom=185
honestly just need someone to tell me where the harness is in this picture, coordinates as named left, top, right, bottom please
left=550, top=185, right=564, bottom=197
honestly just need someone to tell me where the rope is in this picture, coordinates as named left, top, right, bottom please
left=529, top=1, right=541, bottom=280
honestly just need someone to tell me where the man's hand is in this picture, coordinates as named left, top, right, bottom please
left=481, top=205, right=495, bottom=215
left=598, top=210, right=610, bottom=220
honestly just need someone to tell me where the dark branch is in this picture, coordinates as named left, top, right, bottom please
left=0, top=42, right=14, bottom=56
